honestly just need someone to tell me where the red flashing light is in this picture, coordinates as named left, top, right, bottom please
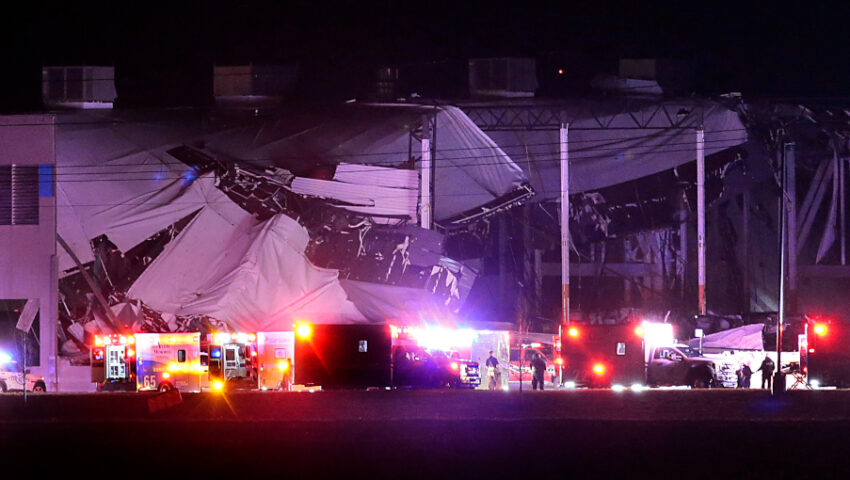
left=592, top=364, right=605, bottom=375
left=803, top=366, right=808, bottom=374
left=814, top=324, right=828, bottom=336
left=555, top=340, right=562, bottom=349
left=450, top=362, right=459, bottom=370
left=568, top=327, right=579, bottom=338
left=555, top=357, right=564, bottom=365
left=634, top=326, right=645, bottom=337
left=809, top=348, right=815, bottom=353
left=296, top=324, right=312, bottom=339
left=126, top=348, right=135, bottom=358
left=557, top=68, right=564, bottom=75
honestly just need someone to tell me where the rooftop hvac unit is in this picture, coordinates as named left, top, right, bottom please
left=468, top=58, right=537, bottom=98
left=213, top=65, right=298, bottom=99
left=42, top=66, right=116, bottom=108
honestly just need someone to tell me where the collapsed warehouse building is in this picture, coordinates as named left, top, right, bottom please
left=8, top=62, right=850, bottom=390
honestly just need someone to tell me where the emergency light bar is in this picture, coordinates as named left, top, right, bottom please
left=212, top=332, right=258, bottom=344
left=94, top=334, right=136, bottom=346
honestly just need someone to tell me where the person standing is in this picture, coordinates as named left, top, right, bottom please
left=485, top=351, right=501, bottom=391
left=530, top=353, right=547, bottom=391
left=757, top=355, right=775, bottom=390
left=741, top=363, right=753, bottom=389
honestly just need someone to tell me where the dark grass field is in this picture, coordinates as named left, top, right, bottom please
left=2, top=390, right=848, bottom=479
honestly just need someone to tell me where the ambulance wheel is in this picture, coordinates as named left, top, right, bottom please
left=32, top=381, right=46, bottom=392
left=158, top=382, right=174, bottom=392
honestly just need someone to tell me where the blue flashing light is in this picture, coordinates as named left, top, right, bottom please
left=211, top=347, right=222, bottom=359
left=180, top=167, right=199, bottom=186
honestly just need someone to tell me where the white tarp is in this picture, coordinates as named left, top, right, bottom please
left=55, top=105, right=529, bottom=271
left=479, top=99, right=747, bottom=200
left=127, top=192, right=367, bottom=332
left=55, top=110, right=229, bottom=272
left=340, top=279, right=456, bottom=325
left=204, top=104, right=528, bottom=222
left=289, top=163, right=418, bottom=220
left=688, top=323, right=765, bottom=351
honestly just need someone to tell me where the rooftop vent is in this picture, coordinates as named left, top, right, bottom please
left=42, top=66, right=116, bottom=109
left=468, top=58, right=537, bottom=98
left=214, top=65, right=298, bottom=103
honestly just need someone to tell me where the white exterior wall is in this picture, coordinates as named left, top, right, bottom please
left=0, top=115, right=58, bottom=389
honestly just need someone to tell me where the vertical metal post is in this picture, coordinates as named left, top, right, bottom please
left=743, top=191, right=751, bottom=316
left=697, top=129, right=707, bottom=315
left=775, top=143, right=788, bottom=395
left=786, top=143, right=797, bottom=314
left=420, top=138, right=432, bottom=229
left=560, top=124, right=570, bottom=326
left=559, top=124, right=569, bottom=386
left=679, top=189, right=688, bottom=299
left=838, top=158, right=847, bottom=265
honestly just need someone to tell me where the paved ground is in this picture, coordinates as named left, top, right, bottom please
left=3, top=389, right=848, bottom=478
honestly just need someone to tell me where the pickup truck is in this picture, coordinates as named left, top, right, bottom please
left=647, top=345, right=737, bottom=388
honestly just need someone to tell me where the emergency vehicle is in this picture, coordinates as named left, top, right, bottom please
left=294, top=324, right=393, bottom=389
left=803, top=317, right=850, bottom=388
left=559, top=322, right=736, bottom=388
left=256, top=331, right=295, bottom=390
left=0, top=352, right=47, bottom=392
left=91, top=331, right=258, bottom=392
left=289, top=323, right=496, bottom=390
left=560, top=323, right=646, bottom=388
left=508, top=342, right=559, bottom=384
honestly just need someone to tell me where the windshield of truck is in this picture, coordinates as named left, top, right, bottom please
left=678, top=346, right=703, bottom=358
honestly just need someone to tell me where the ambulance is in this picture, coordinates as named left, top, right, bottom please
left=91, top=331, right=258, bottom=392
left=256, top=331, right=295, bottom=390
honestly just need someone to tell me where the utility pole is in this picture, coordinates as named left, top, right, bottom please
left=559, top=123, right=569, bottom=385
left=775, top=143, right=792, bottom=395
left=743, top=190, right=751, bottom=317
left=697, top=129, right=706, bottom=315
left=420, top=136, right=432, bottom=230
left=786, top=143, right=797, bottom=314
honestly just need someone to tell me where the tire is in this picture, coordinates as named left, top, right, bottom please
left=157, top=382, right=174, bottom=393
left=0, top=381, right=6, bottom=393
left=689, top=376, right=711, bottom=389
left=32, top=381, right=46, bottom=393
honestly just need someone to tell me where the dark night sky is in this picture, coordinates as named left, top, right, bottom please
left=3, top=1, right=850, bottom=110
